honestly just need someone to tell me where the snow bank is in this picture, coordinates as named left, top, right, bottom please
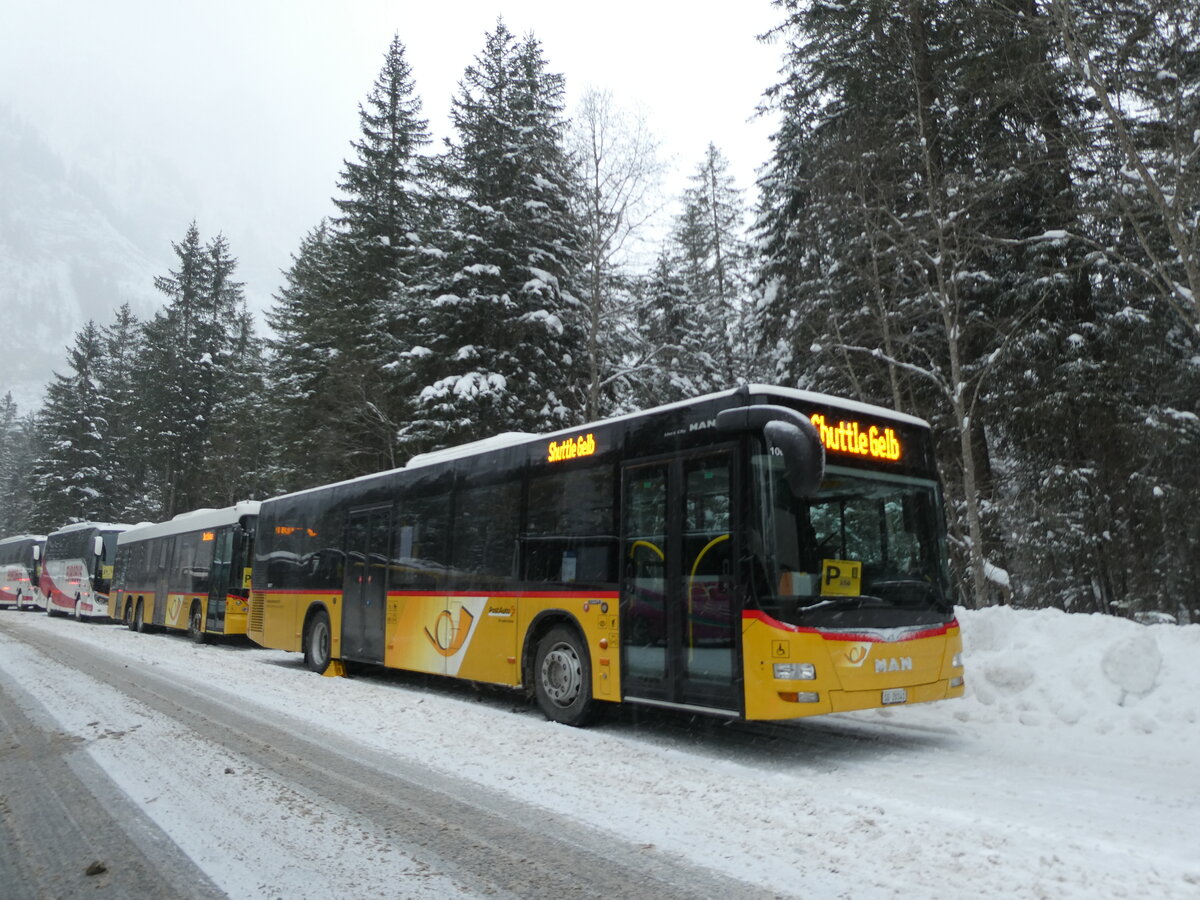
left=951, top=606, right=1200, bottom=745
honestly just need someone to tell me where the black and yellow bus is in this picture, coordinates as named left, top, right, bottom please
left=249, top=386, right=964, bottom=725
left=110, top=502, right=260, bottom=640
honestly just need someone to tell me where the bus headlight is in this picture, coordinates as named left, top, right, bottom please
left=952, top=653, right=963, bottom=668
left=774, top=662, right=816, bottom=680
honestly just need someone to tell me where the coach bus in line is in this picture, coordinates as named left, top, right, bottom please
left=0, top=534, right=46, bottom=610
left=40, top=522, right=131, bottom=619
left=110, top=501, right=261, bottom=640
left=248, top=385, right=965, bottom=725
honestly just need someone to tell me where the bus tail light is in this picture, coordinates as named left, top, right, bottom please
left=773, top=662, right=816, bottom=680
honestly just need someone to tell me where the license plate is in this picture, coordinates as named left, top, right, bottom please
left=882, top=688, right=908, bottom=705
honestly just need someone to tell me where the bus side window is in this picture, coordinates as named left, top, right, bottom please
left=523, top=465, right=616, bottom=585
left=452, top=480, right=520, bottom=589
left=393, top=491, right=451, bottom=591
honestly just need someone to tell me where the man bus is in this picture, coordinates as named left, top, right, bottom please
left=0, top=534, right=46, bottom=610
left=248, top=386, right=964, bottom=725
left=110, top=501, right=260, bottom=640
left=41, top=522, right=130, bottom=619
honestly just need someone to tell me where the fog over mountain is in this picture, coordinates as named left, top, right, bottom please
left=0, top=2, right=781, bottom=419
left=0, top=106, right=293, bottom=411
left=0, top=109, right=162, bottom=409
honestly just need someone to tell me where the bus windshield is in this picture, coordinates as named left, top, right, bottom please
left=751, top=454, right=955, bottom=630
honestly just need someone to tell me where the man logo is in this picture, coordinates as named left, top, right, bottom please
left=875, top=657, right=913, bottom=673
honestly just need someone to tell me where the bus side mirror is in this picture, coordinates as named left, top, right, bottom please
left=717, top=404, right=825, bottom=499
left=764, top=419, right=824, bottom=498
left=33, top=545, right=41, bottom=561
left=94, top=535, right=105, bottom=558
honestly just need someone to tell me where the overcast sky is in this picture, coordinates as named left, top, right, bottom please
left=1, top=0, right=784, bottom=310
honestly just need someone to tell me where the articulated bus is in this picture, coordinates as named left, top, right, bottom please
left=40, top=522, right=130, bottom=619
left=0, top=534, right=46, bottom=610
left=110, top=502, right=260, bottom=640
left=249, top=386, right=964, bottom=725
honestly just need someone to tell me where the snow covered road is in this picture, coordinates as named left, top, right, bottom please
left=1, top=607, right=1197, bottom=899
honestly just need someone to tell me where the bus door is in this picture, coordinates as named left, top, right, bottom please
left=206, top=527, right=235, bottom=632
left=153, top=536, right=175, bottom=625
left=621, top=449, right=740, bottom=713
left=342, top=506, right=390, bottom=663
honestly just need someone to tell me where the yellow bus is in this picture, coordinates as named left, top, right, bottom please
left=110, top=502, right=260, bottom=640
left=249, top=386, right=964, bottom=725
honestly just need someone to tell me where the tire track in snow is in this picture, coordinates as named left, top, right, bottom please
left=1, top=615, right=776, bottom=900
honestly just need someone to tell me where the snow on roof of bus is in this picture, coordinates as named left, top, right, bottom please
left=742, top=384, right=930, bottom=427
left=404, top=432, right=538, bottom=470
left=48, top=521, right=135, bottom=536
left=118, top=501, right=262, bottom=545
left=401, top=386, right=929, bottom=470
left=0, top=534, right=46, bottom=544
left=264, top=385, right=930, bottom=504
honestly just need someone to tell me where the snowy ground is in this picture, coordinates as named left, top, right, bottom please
left=1, top=606, right=1198, bottom=899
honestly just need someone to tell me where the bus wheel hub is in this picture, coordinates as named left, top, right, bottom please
left=541, top=644, right=581, bottom=705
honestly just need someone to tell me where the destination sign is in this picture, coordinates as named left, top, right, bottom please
left=810, top=414, right=902, bottom=461
left=547, top=432, right=597, bottom=464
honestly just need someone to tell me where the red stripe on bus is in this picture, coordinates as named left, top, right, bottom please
left=254, top=588, right=619, bottom=600
left=742, top=609, right=957, bottom=642
left=385, top=590, right=620, bottom=600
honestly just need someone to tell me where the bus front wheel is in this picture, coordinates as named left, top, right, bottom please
left=132, top=600, right=146, bottom=633
left=304, top=609, right=332, bottom=674
left=533, top=625, right=595, bottom=726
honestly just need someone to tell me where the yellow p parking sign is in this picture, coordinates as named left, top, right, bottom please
left=821, top=559, right=862, bottom=596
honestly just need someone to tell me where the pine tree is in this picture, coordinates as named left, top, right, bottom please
left=0, top=394, right=39, bottom=534
left=755, top=0, right=1198, bottom=614
left=399, top=22, right=586, bottom=453
left=267, top=223, right=346, bottom=489
left=754, top=1, right=1090, bottom=608
left=674, top=143, right=752, bottom=387
left=0, top=394, right=20, bottom=532
left=269, top=34, right=437, bottom=483
left=97, top=303, right=149, bottom=521
left=138, top=223, right=253, bottom=517
left=628, top=250, right=712, bottom=406
left=202, top=307, right=276, bottom=505
left=1051, top=0, right=1200, bottom=337
left=29, top=322, right=111, bottom=530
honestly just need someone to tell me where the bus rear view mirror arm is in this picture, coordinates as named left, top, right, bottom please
left=716, top=404, right=825, bottom=498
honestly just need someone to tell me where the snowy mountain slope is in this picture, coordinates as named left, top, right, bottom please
left=0, top=112, right=163, bottom=409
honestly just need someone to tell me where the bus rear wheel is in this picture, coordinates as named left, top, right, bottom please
left=533, top=625, right=595, bottom=726
left=188, top=602, right=208, bottom=644
left=132, top=600, right=146, bottom=633
left=304, top=609, right=332, bottom=674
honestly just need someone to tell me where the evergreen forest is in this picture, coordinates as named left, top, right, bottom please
left=1, top=5, right=1196, bottom=621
